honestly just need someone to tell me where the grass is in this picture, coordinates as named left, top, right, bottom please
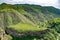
left=9, top=22, right=47, bottom=32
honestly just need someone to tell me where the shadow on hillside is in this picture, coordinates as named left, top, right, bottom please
left=12, top=36, right=40, bottom=40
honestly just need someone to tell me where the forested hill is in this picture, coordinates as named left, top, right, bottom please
left=0, top=3, right=60, bottom=40
left=0, top=3, right=60, bottom=27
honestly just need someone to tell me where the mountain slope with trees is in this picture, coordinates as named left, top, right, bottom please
left=0, top=3, right=60, bottom=40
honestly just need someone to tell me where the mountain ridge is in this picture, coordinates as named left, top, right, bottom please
left=0, top=3, right=60, bottom=27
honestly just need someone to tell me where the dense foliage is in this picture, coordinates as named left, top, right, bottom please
left=0, top=3, right=60, bottom=40
left=10, top=18, right=60, bottom=40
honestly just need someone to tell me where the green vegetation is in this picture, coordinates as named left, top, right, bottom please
left=11, top=18, right=60, bottom=40
left=9, top=22, right=47, bottom=32
left=0, top=3, right=60, bottom=40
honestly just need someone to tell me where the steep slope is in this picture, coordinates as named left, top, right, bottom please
left=0, top=3, right=60, bottom=40
left=0, top=3, right=60, bottom=33
left=13, top=4, right=60, bottom=27
left=0, top=3, right=60, bottom=30
left=0, top=3, right=60, bottom=27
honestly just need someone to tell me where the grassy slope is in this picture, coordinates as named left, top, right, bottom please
left=0, top=3, right=60, bottom=32
left=9, top=22, right=47, bottom=32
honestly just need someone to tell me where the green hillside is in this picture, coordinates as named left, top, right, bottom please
left=0, top=3, right=60, bottom=40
